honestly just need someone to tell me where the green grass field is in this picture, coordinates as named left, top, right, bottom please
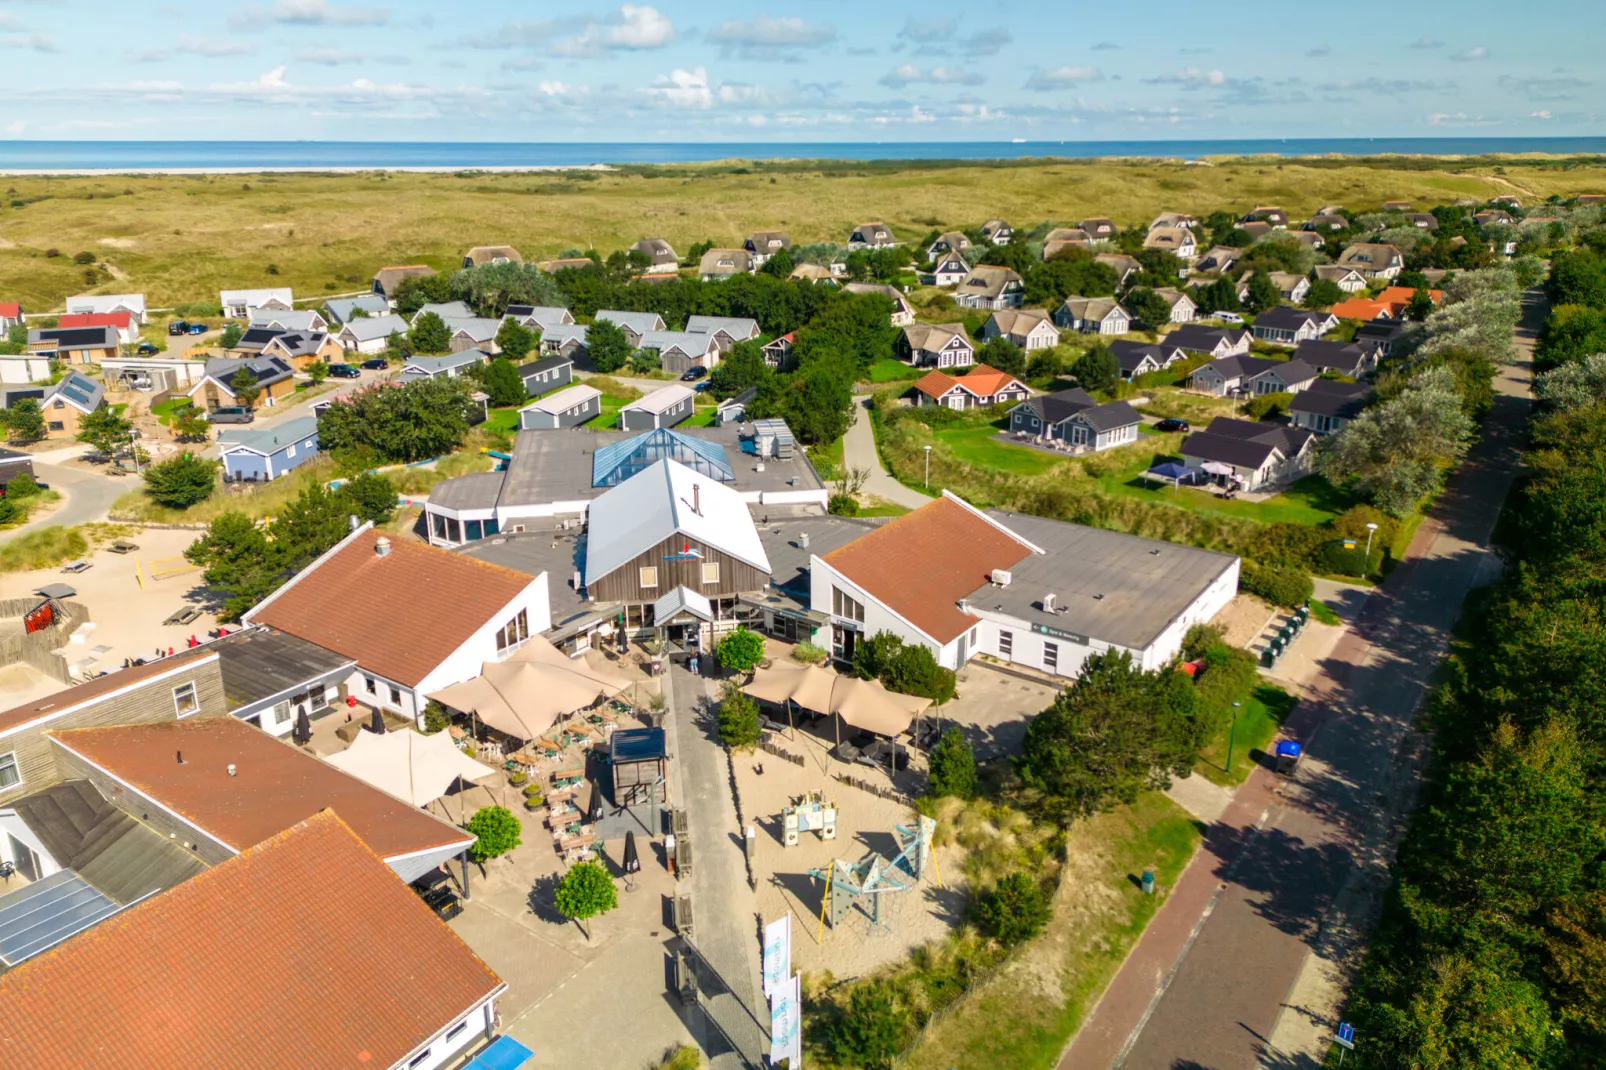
left=1098, top=470, right=1357, bottom=526
left=1196, top=684, right=1300, bottom=787
left=934, top=422, right=1064, bottom=476
left=868, top=358, right=922, bottom=383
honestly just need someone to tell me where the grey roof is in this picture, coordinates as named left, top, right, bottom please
left=1250, top=358, right=1319, bottom=387
left=1289, top=379, right=1372, bottom=418
left=756, top=516, right=884, bottom=605
left=413, top=301, right=473, bottom=322
left=977, top=510, right=1240, bottom=651
left=233, top=326, right=285, bottom=351
left=638, top=331, right=715, bottom=358
left=1183, top=417, right=1315, bottom=468
left=400, top=350, right=486, bottom=377
left=522, top=384, right=600, bottom=416
left=1294, top=339, right=1370, bottom=374
left=248, top=309, right=322, bottom=332
left=1109, top=340, right=1164, bottom=374
left=339, top=314, right=409, bottom=342
left=1255, top=306, right=1330, bottom=332
left=1012, top=387, right=1096, bottom=425
left=1167, top=325, right=1249, bottom=353
left=1314, top=264, right=1364, bottom=282
left=218, top=415, right=320, bottom=457
left=323, top=294, right=390, bottom=324
left=1071, top=399, right=1143, bottom=432
left=210, top=626, right=356, bottom=710
left=427, top=471, right=508, bottom=510
left=202, top=355, right=294, bottom=389
left=445, top=317, right=504, bottom=342
left=47, top=372, right=105, bottom=413
left=508, top=305, right=573, bottom=331
left=265, top=332, right=331, bottom=359
left=686, top=315, right=760, bottom=339
left=520, top=354, right=573, bottom=378
left=455, top=531, right=595, bottom=631
left=1195, top=354, right=1283, bottom=381
left=596, top=309, right=667, bottom=335
left=541, top=324, right=589, bottom=349
left=30, top=326, right=117, bottom=350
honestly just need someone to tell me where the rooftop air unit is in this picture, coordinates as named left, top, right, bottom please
left=1043, top=593, right=1056, bottom=614
left=992, top=569, right=1012, bottom=587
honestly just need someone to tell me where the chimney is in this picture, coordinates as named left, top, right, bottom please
left=374, top=535, right=391, bottom=558
left=227, top=763, right=237, bottom=777
left=692, top=483, right=702, bottom=516
left=176, top=750, right=185, bottom=764
left=798, top=531, right=810, bottom=549
left=348, top=514, right=359, bottom=531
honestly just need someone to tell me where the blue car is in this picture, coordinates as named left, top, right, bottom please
left=186, top=322, right=208, bottom=335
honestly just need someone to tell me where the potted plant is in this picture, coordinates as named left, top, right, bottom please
left=509, top=770, right=528, bottom=787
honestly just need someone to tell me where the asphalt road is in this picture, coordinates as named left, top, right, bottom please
left=1062, top=290, right=1541, bottom=1070
left=0, top=459, right=130, bottom=542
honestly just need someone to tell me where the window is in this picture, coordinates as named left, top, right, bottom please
left=172, top=681, right=200, bottom=717
left=639, top=566, right=659, bottom=589
left=271, top=700, right=292, bottom=726
left=970, top=628, right=978, bottom=645
left=465, top=520, right=483, bottom=541
left=0, top=751, right=19, bottom=791
left=1043, top=642, right=1059, bottom=672
left=408, top=1050, right=432, bottom=1068
left=446, top=1022, right=468, bottom=1042
left=495, top=609, right=530, bottom=652
left=701, top=562, right=720, bottom=585
left=389, top=685, right=402, bottom=706
left=998, top=630, right=1013, bottom=657
left=286, top=443, right=296, bottom=459
left=832, top=586, right=864, bottom=623
left=365, top=676, right=377, bottom=695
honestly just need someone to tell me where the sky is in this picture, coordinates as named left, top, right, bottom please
left=0, top=0, right=1599, bottom=142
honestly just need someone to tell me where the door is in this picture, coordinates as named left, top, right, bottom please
left=7, top=833, right=38, bottom=882
left=833, top=626, right=857, bottom=663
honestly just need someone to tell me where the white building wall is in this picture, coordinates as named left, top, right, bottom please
left=0, top=356, right=55, bottom=384
left=388, top=994, right=500, bottom=1070
left=809, top=555, right=955, bottom=667
left=0, top=809, right=64, bottom=879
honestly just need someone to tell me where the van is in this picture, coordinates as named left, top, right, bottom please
left=208, top=406, right=255, bottom=424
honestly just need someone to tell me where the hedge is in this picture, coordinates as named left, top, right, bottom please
left=1240, top=561, right=1313, bottom=607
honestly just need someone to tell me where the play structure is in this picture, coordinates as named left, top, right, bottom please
left=811, top=815, right=938, bottom=939
left=782, top=790, right=838, bottom=846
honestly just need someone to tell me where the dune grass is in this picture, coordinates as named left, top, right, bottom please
left=0, top=522, right=133, bottom=573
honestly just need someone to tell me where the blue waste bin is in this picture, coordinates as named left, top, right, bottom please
left=1275, top=739, right=1302, bottom=775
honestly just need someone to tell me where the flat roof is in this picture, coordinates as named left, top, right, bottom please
left=977, top=510, right=1239, bottom=651
left=455, top=531, right=593, bottom=627
left=756, top=516, right=884, bottom=604
left=209, top=627, right=357, bottom=710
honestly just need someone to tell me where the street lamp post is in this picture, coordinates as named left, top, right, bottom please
left=1226, top=700, right=1242, bottom=774
left=1364, top=521, right=1379, bottom=561
left=923, top=444, right=932, bottom=488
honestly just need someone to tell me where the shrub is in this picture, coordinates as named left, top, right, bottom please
left=508, top=770, right=528, bottom=787
left=421, top=699, right=452, bottom=735
left=828, top=493, right=860, bottom=516
left=927, top=727, right=976, bottom=799
left=717, top=685, right=762, bottom=750
left=5, top=471, right=41, bottom=499
left=523, top=784, right=544, bottom=800
left=1181, top=622, right=1226, bottom=660
left=1240, top=560, right=1313, bottom=607
left=1317, top=540, right=1373, bottom=577
left=140, top=453, right=216, bottom=509
left=465, top=806, right=521, bottom=862
left=715, top=627, right=766, bottom=673
left=72, top=251, right=95, bottom=265
left=828, top=981, right=910, bottom=1069
left=1243, top=391, right=1294, bottom=420
left=974, top=872, right=1052, bottom=947
left=0, top=498, right=16, bottom=526
left=792, top=641, right=828, bottom=665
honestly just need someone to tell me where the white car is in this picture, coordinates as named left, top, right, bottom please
left=1215, top=311, right=1245, bottom=325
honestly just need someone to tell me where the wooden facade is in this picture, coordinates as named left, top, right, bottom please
left=588, top=534, right=770, bottom=607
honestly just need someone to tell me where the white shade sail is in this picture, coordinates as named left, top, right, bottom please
left=325, top=728, right=494, bottom=807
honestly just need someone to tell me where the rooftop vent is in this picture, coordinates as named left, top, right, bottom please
left=176, top=750, right=185, bottom=765
left=799, top=532, right=810, bottom=549
left=374, top=535, right=392, bottom=558
left=227, top=764, right=237, bottom=777
left=1043, top=593, right=1056, bottom=614
left=992, top=569, right=1012, bottom=587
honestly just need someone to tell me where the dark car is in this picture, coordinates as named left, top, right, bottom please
left=328, top=363, right=361, bottom=378
left=186, top=322, right=208, bottom=335
left=679, top=366, right=708, bottom=382
left=1155, top=418, right=1191, bottom=433
left=360, top=357, right=389, bottom=370
left=167, top=320, right=189, bottom=336
left=136, top=343, right=160, bottom=355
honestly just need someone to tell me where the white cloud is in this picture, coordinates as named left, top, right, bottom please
left=230, top=0, right=388, bottom=27
left=1411, top=36, right=1443, bottom=48
left=0, top=32, right=55, bottom=52
left=708, top=15, right=835, bottom=51
left=1144, top=67, right=1228, bottom=87
left=1451, top=46, right=1488, bottom=62
left=302, top=47, right=367, bottom=65
left=643, top=66, right=761, bottom=109
left=879, top=64, right=984, bottom=88
left=1532, top=109, right=1552, bottom=119
left=1025, top=66, right=1104, bottom=90
left=137, top=35, right=253, bottom=61
left=555, top=5, right=674, bottom=57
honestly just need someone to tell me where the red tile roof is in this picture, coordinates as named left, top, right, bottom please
left=956, top=364, right=1026, bottom=399
left=1375, top=286, right=1445, bottom=310
left=821, top=496, right=1034, bottom=643
left=0, top=302, right=20, bottom=318
left=249, top=527, right=535, bottom=686
left=913, top=369, right=962, bottom=400
left=50, top=717, right=472, bottom=859
left=1329, top=298, right=1390, bottom=321
left=0, top=811, right=503, bottom=1070
left=56, top=312, right=131, bottom=330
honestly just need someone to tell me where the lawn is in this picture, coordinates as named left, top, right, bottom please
left=1099, top=465, right=1357, bottom=527
left=1309, top=600, right=1342, bottom=626
left=805, top=434, right=844, bottom=481
left=150, top=396, right=196, bottom=427
left=901, top=792, right=1201, bottom=1070
left=1195, top=683, right=1300, bottom=787
left=934, top=422, right=1064, bottom=477
left=868, top=358, right=921, bottom=383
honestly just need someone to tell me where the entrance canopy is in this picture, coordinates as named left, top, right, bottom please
left=1201, top=461, right=1236, bottom=476
left=325, top=728, right=494, bottom=807
left=653, top=585, right=714, bottom=626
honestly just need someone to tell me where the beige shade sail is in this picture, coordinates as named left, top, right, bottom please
left=829, top=676, right=931, bottom=738
left=324, top=727, right=495, bottom=807
left=743, top=663, right=839, bottom=715
left=510, top=636, right=632, bottom=692
left=429, top=643, right=629, bottom=741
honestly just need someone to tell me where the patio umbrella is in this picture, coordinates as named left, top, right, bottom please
left=293, top=708, right=312, bottom=746
left=325, top=728, right=494, bottom=808
left=511, top=635, right=632, bottom=692
left=368, top=708, right=385, bottom=735
left=622, top=830, right=641, bottom=874
left=587, top=780, right=604, bottom=823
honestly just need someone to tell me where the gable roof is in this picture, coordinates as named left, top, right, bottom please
left=989, top=308, right=1058, bottom=335
left=45, top=372, right=105, bottom=414
left=399, top=350, right=486, bottom=378
left=263, top=331, right=334, bottom=359
left=247, top=526, right=535, bottom=687
left=507, top=305, right=574, bottom=331
left=621, top=383, right=696, bottom=415
left=1109, top=339, right=1165, bottom=374
left=956, top=364, right=1027, bottom=398
left=1328, top=297, right=1391, bottom=321
left=596, top=309, right=667, bottom=335
left=1290, top=378, right=1372, bottom=418
left=0, top=302, right=19, bottom=319
left=1336, top=243, right=1403, bottom=270
left=371, top=265, right=435, bottom=298
left=323, top=294, right=390, bottom=323
left=221, top=287, right=293, bottom=307
left=842, top=282, right=913, bottom=316
left=218, top=415, right=320, bottom=457
left=463, top=244, right=522, bottom=265
left=1095, top=253, right=1141, bottom=277
left=633, top=238, right=678, bottom=264
left=1182, top=416, right=1315, bottom=469
left=1250, top=358, right=1318, bottom=387
left=339, top=313, right=410, bottom=343
left=585, top=458, right=770, bottom=586
left=1254, top=306, right=1332, bottom=332
left=1293, top=339, right=1370, bottom=373
left=1012, top=386, right=1098, bottom=426
left=1165, top=324, right=1246, bottom=353
left=0, top=810, right=501, bottom=1070
left=197, top=356, right=295, bottom=393
left=247, top=309, right=323, bottom=332
left=1144, top=226, right=1195, bottom=252
left=698, top=248, right=752, bottom=277
left=1194, top=354, right=1284, bottom=381
left=745, top=231, right=792, bottom=251
left=0, top=648, right=219, bottom=739
left=519, top=353, right=573, bottom=377
left=521, top=383, right=600, bottom=416
left=903, top=322, right=971, bottom=351
left=686, top=315, right=760, bottom=339
left=1067, top=398, right=1142, bottom=432
left=30, top=326, right=118, bottom=350
left=55, top=312, right=131, bottom=331
left=64, top=293, right=145, bottom=317
left=822, top=495, right=1035, bottom=644
left=1314, top=264, right=1366, bottom=283
left=957, top=265, right=1023, bottom=299
left=639, top=330, right=717, bottom=357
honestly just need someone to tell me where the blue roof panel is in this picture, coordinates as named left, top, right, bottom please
left=464, top=1035, right=535, bottom=1070
left=591, top=427, right=733, bottom=487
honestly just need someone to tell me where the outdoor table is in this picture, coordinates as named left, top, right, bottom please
left=449, top=726, right=468, bottom=741
left=546, top=788, right=576, bottom=806
left=552, top=766, right=584, bottom=786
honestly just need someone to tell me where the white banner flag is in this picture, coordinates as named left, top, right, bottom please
left=762, top=915, right=791, bottom=1000
left=770, top=973, right=802, bottom=1066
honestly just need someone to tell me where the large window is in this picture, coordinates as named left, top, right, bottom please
left=172, top=681, right=200, bottom=717
left=701, top=562, right=720, bottom=585
left=998, top=630, right=1013, bottom=657
left=1043, top=642, right=1059, bottom=672
left=639, top=566, right=659, bottom=589
left=495, top=609, right=530, bottom=651
left=0, top=751, right=19, bottom=791
left=832, top=586, right=864, bottom=623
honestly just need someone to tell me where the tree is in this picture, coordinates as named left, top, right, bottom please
left=828, top=981, right=909, bottom=1070
left=466, top=805, right=522, bottom=863
left=1124, top=287, right=1172, bottom=330
left=495, top=318, right=536, bottom=361
left=141, top=452, right=216, bottom=509
left=408, top=311, right=451, bottom=354
left=421, top=699, right=452, bottom=735
left=852, top=631, right=907, bottom=683
left=748, top=355, right=854, bottom=446
left=717, top=685, right=762, bottom=750
left=1193, top=277, right=1243, bottom=316
left=1537, top=305, right=1606, bottom=372
left=219, top=322, right=244, bottom=349
left=274, top=483, right=357, bottom=569
left=1071, top=344, right=1121, bottom=394
left=927, top=726, right=976, bottom=799
left=554, top=860, right=618, bottom=940
left=393, top=272, right=454, bottom=315
left=628, top=347, right=660, bottom=374
left=317, top=376, right=478, bottom=463
left=1304, top=279, right=1344, bottom=309
left=306, top=360, right=329, bottom=385
left=1318, top=366, right=1474, bottom=515
left=976, top=336, right=1025, bottom=377
left=706, top=339, right=772, bottom=399
left=3, top=397, right=45, bottom=442
left=1406, top=289, right=1436, bottom=321
left=483, top=357, right=528, bottom=408
left=450, top=261, right=567, bottom=317
left=1244, top=271, right=1282, bottom=314
left=715, top=627, right=766, bottom=672
left=76, top=405, right=134, bottom=460
left=5, top=470, right=40, bottom=500
left=340, top=471, right=398, bottom=525
left=172, top=409, right=211, bottom=443
left=184, top=512, right=287, bottom=620
left=883, top=643, right=956, bottom=704
left=586, top=317, right=632, bottom=373
left=229, top=365, right=261, bottom=409
left=759, top=248, right=795, bottom=278
left=975, top=873, right=1051, bottom=947
left=1546, top=249, right=1606, bottom=309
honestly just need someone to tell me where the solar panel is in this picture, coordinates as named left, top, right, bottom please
left=0, top=871, right=122, bottom=966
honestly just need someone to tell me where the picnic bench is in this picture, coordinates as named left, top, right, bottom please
left=163, top=606, right=203, bottom=627
left=552, top=766, right=584, bottom=788
left=106, top=541, right=139, bottom=555
left=556, top=831, right=595, bottom=861
left=60, top=561, right=91, bottom=575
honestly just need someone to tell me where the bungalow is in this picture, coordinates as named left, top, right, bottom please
left=0, top=302, right=22, bottom=331
left=1080, top=217, right=1118, bottom=240
left=28, top=326, right=120, bottom=365
left=927, top=256, right=971, bottom=288
left=926, top=231, right=971, bottom=259
left=1376, top=286, right=1445, bottom=315
left=56, top=311, right=138, bottom=345
left=1180, top=417, right=1316, bottom=491
left=699, top=248, right=752, bottom=282
left=1382, top=200, right=1413, bottom=211
left=519, top=383, right=601, bottom=430
left=247, top=308, right=328, bottom=334
left=1245, top=358, right=1319, bottom=395
left=370, top=265, right=435, bottom=303
left=1290, top=379, right=1372, bottom=434
left=1577, top=195, right=1606, bottom=206
left=1238, top=222, right=1276, bottom=242
left=743, top=231, right=792, bottom=267
left=981, top=308, right=1061, bottom=350
left=1287, top=232, right=1327, bottom=251
left=1007, top=388, right=1142, bottom=451
left=188, top=356, right=296, bottom=411
left=843, top=283, right=915, bottom=326
left=898, top=323, right=975, bottom=369
left=322, top=294, right=389, bottom=325
left=980, top=219, right=1014, bottom=245
left=1188, top=354, right=1286, bottom=396
left=1151, top=288, right=1198, bottom=324
left=1475, top=210, right=1515, bottom=227
left=1055, top=296, right=1130, bottom=336
left=260, top=331, right=344, bottom=370
left=619, top=384, right=696, bottom=430
left=1252, top=307, right=1337, bottom=345
left=1095, top=253, right=1142, bottom=285
left=337, top=314, right=409, bottom=354
left=397, top=350, right=488, bottom=383
left=1144, top=226, right=1198, bottom=261
left=1165, top=324, right=1251, bottom=360
left=1241, top=206, right=1288, bottom=228
left=1493, top=195, right=1522, bottom=208
left=1328, top=297, right=1392, bottom=322
left=0, top=354, right=54, bottom=385
left=1354, top=320, right=1407, bottom=359
left=1195, top=245, right=1242, bottom=274
left=506, top=305, right=575, bottom=333
left=542, top=257, right=596, bottom=273
left=99, top=356, right=205, bottom=391
left=1041, top=228, right=1093, bottom=260
left=912, top=364, right=1029, bottom=410
left=219, top=415, right=320, bottom=482
left=790, top=263, right=840, bottom=284
left=462, top=245, right=522, bottom=267
left=686, top=315, right=761, bottom=352
left=1261, top=271, right=1311, bottom=304
left=445, top=318, right=506, bottom=355
left=411, top=301, right=473, bottom=325
left=65, top=293, right=146, bottom=323
left=226, top=326, right=290, bottom=357
left=633, top=238, right=679, bottom=274
left=1306, top=213, right=1348, bottom=232
left=220, top=287, right=292, bottom=319
left=1405, top=213, right=1439, bottom=231
left=762, top=333, right=795, bottom=368
left=848, top=222, right=896, bottom=249
left=596, top=310, right=667, bottom=348
left=540, top=324, right=590, bottom=359
left=953, top=265, right=1026, bottom=310
left=1314, top=264, right=1369, bottom=293
left=1109, top=340, right=1175, bottom=379
left=1294, top=339, right=1376, bottom=378
left=37, top=373, right=106, bottom=436
left=1336, top=242, right=1405, bottom=281
left=518, top=354, right=574, bottom=397
left=640, top=329, right=722, bottom=375
left=1149, top=212, right=1197, bottom=230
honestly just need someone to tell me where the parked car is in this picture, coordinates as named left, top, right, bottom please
left=207, top=406, right=254, bottom=424
left=186, top=322, right=208, bottom=335
left=328, top=363, right=361, bottom=378
left=679, top=366, right=708, bottom=382
left=167, top=320, right=190, bottom=336
left=359, top=357, right=389, bottom=370
left=136, top=343, right=160, bottom=355
left=1215, top=312, right=1245, bottom=325
left=1155, top=417, right=1191, bottom=433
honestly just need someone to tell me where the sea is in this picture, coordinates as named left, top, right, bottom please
left=0, top=138, right=1604, bottom=172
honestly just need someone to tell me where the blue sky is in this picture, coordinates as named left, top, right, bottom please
left=0, top=0, right=1598, bottom=141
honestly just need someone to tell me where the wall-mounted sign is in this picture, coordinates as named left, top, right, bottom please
left=1031, top=623, right=1090, bottom=645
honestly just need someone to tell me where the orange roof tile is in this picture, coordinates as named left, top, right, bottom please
left=50, top=717, right=472, bottom=859
left=956, top=364, right=1026, bottom=398
left=249, top=527, right=534, bottom=686
left=1329, top=298, right=1390, bottom=321
left=1376, top=286, right=1444, bottom=307
left=822, top=496, right=1034, bottom=643
left=0, top=811, right=503, bottom=1069
left=913, top=369, right=962, bottom=399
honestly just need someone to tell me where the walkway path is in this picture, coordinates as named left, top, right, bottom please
left=843, top=396, right=932, bottom=510
left=1060, top=288, right=1541, bottom=1069
left=0, top=462, right=127, bottom=543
